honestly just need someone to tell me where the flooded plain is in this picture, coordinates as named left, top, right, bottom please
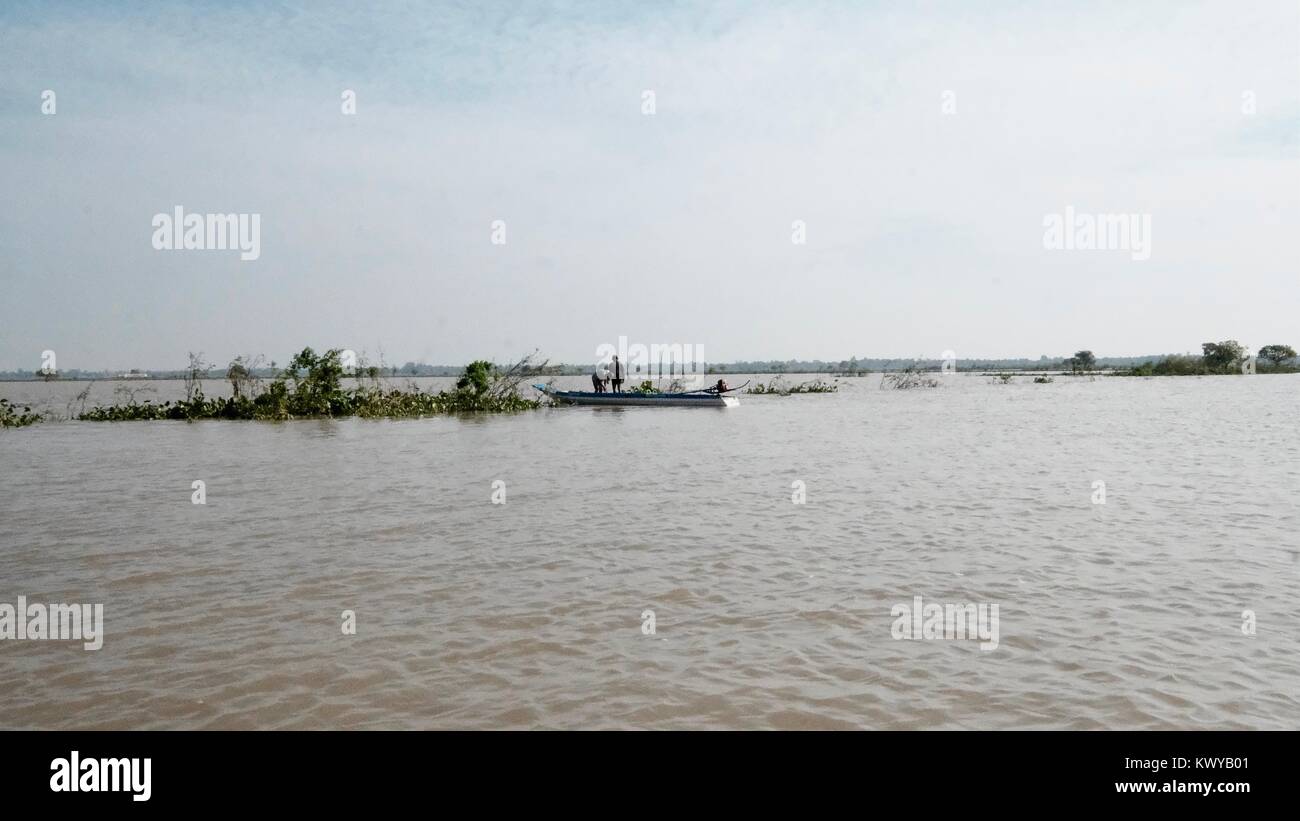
left=1, top=374, right=1297, bottom=729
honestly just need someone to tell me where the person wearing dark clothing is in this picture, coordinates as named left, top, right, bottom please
left=610, top=355, right=624, bottom=393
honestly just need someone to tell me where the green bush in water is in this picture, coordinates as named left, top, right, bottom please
left=456, top=360, right=492, bottom=395
left=1, top=397, right=42, bottom=428
left=747, top=377, right=838, bottom=395
left=79, top=349, right=540, bottom=421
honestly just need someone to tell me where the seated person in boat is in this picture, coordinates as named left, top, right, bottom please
left=715, top=378, right=729, bottom=393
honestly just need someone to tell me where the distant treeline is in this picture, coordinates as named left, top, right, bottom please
left=5, top=342, right=1295, bottom=380
left=0, top=357, right=1182, bottom=379
left=1119, top=342, right=1297, bottom=376
left=707, top=355, right=1171, bottom=374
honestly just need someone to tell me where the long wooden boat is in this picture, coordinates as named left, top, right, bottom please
left=534, top=384, right=739, bottom=408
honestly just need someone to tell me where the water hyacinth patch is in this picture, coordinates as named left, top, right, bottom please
left=0, top=397, right=43, bottom=428
left=77, top=348, right=542, bottom=422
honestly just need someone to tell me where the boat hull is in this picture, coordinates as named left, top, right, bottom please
left=543, top=389, right=737, bottom=408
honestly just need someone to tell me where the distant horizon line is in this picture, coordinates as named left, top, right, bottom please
left=1, top=349, right=1271, bottom=378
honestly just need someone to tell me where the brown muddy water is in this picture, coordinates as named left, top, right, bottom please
left=1, top=374, right=1297, bottom=729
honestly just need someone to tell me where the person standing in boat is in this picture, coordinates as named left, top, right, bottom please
left=609, top=355, right=625, bottom=393
left=591, top=366, right=603, bottom=393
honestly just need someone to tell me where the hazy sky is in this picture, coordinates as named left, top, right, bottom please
left=1, top=0, right=1297, bottom=370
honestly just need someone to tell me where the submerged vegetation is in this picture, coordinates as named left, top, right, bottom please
left=879, top=364, right=941, bottom=390
left=1, top=398, right=42, bottom=428
left=77, top=348, right=543, bottom=422
left=746, top=377, right=838, bottom=395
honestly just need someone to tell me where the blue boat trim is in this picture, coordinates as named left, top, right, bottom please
left=531, top=384, right=738, bottom=408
